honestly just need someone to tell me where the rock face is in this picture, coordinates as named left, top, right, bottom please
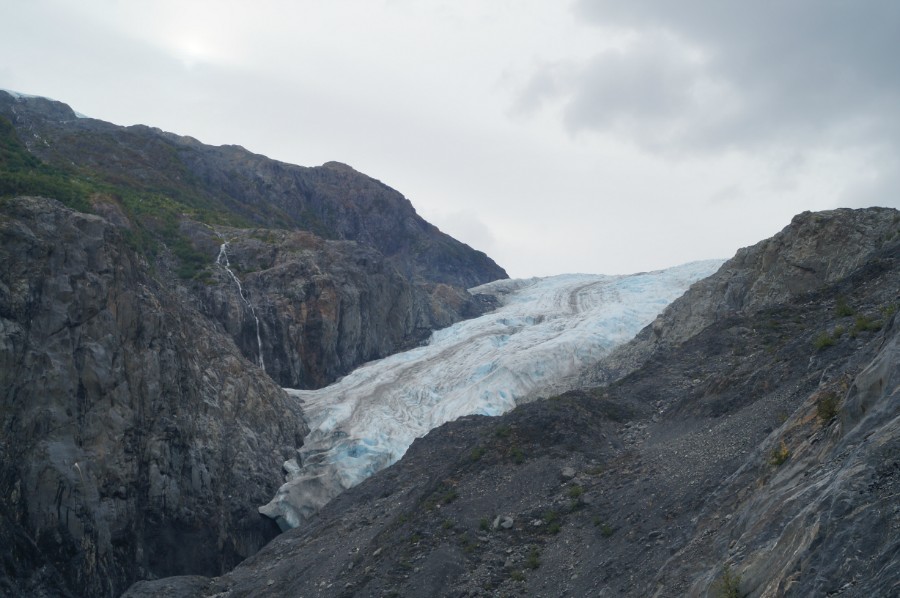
left=0, top=197, right=308, bottom=597
left=182, top=223, right=492, bottom=388
left=588, top=207, right=900, bottom=384
left=0, top=90, right=506, bottom=388
left=128, top=207, right=899, bottom=597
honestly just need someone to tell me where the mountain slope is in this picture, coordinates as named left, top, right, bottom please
left=0, top=197, right=307, bottom=597
left=0, top=90, right=506, bottom=387
left=0, top=90, right=506, bottom=288
left=126, top=207, right=899, bottom=597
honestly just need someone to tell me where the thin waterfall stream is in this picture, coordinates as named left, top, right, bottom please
left=216, top=241, right=266, bottom=371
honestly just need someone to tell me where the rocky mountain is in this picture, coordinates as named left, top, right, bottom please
left=0, top=197, right=307, bottom=597
left=0, top=90, right=506, bottom=388
left=0, top=90, right=507, bottom=597
left=125, top=207, right=899, bottom=597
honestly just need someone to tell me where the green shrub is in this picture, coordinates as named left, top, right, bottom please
left=854, top=315, right=882, bottom=333
left=835, top=297, right=854, bottom=317
left=525, top=546, right=541, bottom=569
left=542, top=510, right=562, bottom=534
left=813, top=332, right=836, bottom=350
left=816, top=393, right=839, bottom=422
left=460, top=534, right=477, bottom=554
left=479, top=517, right=490, bottom=531
left=711, top=564, right=744, bottom=598
left=768, top=441, right=790, bottom=467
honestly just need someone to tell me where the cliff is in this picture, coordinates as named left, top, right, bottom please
left=0, top=197, right=307, bottom=597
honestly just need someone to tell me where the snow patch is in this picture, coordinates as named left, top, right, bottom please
left=1, top=89, right=89, bottom=118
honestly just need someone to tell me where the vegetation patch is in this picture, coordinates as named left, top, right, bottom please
left=508, top=445, right=525, bottom=464
left=509, top=569, right=526, bottom=582
left=816, top=392, right=839, bottom=423
left=711, top=564, right=744, bottom=598
left=542, top=510, right=562, bottom=534
left=813, top=331, right=836, bottom=350
left=0, top=116, right=93, bottom=213
left=525, top=546, right=541, bottom=569
left=424, top=483, right=459, bottom=511
left=853, top=314, right=882, bottom=334
left=495, top=425, right=511, bottom=438
left=768, top=441, right=790, bottom=467
left=593, top=516, right=615, bottom=537
left=835, top=296, right=854, bottom=317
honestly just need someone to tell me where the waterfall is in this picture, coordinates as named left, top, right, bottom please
left=216, top=241, right=266, bottom=371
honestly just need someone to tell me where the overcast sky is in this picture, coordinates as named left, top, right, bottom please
left=2, top=1, right=898, bottom=278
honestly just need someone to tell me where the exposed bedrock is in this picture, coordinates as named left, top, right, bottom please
left=0, top=197, right=308, bottom=597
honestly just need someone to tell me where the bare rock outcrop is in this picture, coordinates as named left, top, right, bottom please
left=0, top=197, right=308, bottom=597
left=590, top=207, right=900, bottom=384
left=180, top=224, right=493, bottom=388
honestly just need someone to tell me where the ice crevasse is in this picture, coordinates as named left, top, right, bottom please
left=259, top=259, right=724, bottom=530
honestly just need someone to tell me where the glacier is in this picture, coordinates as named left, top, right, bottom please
left=259, top=260, right=724, bottom=530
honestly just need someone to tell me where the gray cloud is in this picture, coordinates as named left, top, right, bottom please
left=560, top=35, right=710, bottom=149
left=524, top=1, right=900, bottom=158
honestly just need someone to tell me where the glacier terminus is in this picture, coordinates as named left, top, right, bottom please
left=259, top=260, right=725, bottom=530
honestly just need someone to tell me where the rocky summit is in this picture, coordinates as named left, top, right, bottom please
left=1, top=89, right=899, bottom=598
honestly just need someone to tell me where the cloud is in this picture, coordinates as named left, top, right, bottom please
left=519, top=1, right=900, bottom=157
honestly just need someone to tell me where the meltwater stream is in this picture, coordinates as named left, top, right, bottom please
left=259, top=260, right=724, bottom=529
left=216, top=241, right=265, bottom=371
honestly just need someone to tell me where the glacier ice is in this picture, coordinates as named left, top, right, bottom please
left=259, top=260, right=724, bottom=530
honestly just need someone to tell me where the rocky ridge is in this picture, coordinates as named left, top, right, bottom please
left=587, top=208, right=900, bottom=385
left=126, top=207, right=899, bottom=597
left=0, top=90, right=506, bottom=388
left=0, top=91, right=506, bottom=289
